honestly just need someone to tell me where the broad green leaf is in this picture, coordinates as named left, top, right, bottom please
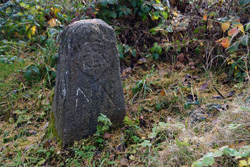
left=246, top=22, right=250, bottom=31
left=131, top=49, right=136, bottom=57
left=131, top=0, right=136, bottom=7
left=192, top=160, right=203, bottom=167
left=32, top=66, right=40, bottom=74
left=161, top=11, right=168, bottom=19
left=19, top=2, right=26, bottom=7
left=24, top=69, right=32, bottom=81
left=213, top=150, right=223, bottom=157
left=155, top=45, right=162, bottom=54
left=202, top=155, right=214, bottom=166
left=152, top=53, right=159, bottom=60
left=100, top=0, right=108, bottom=7
left=239, top=35, right=248, bottom=46
left=109, top=11, right=117, bottom=18
left=227, top=41, right=240, bottom=53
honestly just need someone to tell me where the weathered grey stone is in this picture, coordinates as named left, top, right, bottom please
left=52, top=19, right=126, bottom=147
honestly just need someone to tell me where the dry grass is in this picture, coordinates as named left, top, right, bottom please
left=1, top=60, right=249, bottom=166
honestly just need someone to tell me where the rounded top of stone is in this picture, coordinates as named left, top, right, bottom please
left=70, top=19, right=113, bottom=30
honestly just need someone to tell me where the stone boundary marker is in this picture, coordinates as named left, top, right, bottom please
left=52, top=19, right=126, bottom=147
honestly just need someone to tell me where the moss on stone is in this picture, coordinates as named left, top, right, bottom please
left=47, top=111, right=62, bottom=147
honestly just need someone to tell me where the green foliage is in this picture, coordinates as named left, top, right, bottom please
left=123, top=116, right=142, bottom=145
left=150, top=42, right=162, bottom=60
left=94, top=113, right=112, bottom=146
left=94, top=0, right=169, bottom=21
left=65, top=144, right=96, bottom=166
left=192, top=146, right=250, bottom=167
left=118, top=44, right=136, bottom=60
left=0, top=0, right=45, bottom=41
left=132, top=74, right=152, bottom=97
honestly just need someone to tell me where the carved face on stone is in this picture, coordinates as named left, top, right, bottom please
left=75, top=41, right=116, bottom=80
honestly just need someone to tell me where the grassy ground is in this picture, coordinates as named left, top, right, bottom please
left=1, top=48, right=250, bottom=166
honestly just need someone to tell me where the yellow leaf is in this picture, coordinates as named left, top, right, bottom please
left=30, top=26, right=36, bottom=35
left=239, top=160, right=248, bottom=167
left=228, top=27, right=239, bottom=36
left=221, top=37, right=230, bottom=48
left=27, top=31, right=31, bottom=39
left=53, top=8, right=61, bottom=15
left=26, top=24, right=30, bottom=31
left=173, top=11, right=178, bottom=17
left=221, top=22, right=230, bottom=32
left=215, top=37, right=224, bottom=43
left=48, top=18, right=57, bottom=27
left=155, top=0, right=161, bottom=3
left=203, top=15, right=208, bottom=21
left=151, top=15, right=156, bottom=21
left=235, top=23, right=244, bottom=33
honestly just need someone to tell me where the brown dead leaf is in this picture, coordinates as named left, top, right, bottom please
left=238, top=141, right=247, bottom=148
left=228, top=27, right=239, bottom=36
left=120, top=157, right=129, bottom=167
left=160, top=90, right=165, bottom=96
left=215, top=37, right=224, bottom=43
left=103, top=133, right=112, bottom=139
left=221, top=37, right=230, bottom=48
left=177, top=53, right=187, bottom=64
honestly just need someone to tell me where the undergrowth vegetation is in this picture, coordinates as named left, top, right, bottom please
left=0, top=0, right=250, bottom=166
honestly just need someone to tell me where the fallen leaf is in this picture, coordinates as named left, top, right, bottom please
left=221, top=37, right=230, bottom=48
left=177, top=53, right=187, bottom=64
left=215, top=37, right=224, bottom=43
left=203, top=15, right=208, bottom=21
left=239, top=160, right=247, bottom=167
left=160, top=90, right=165, bottom=96
left=103, top=133, right=112, bottom=139
left=120, top=157, right=129, bottom=167
left=221, top=22, right=230, bottom=32
left=228, top=27, right=239, bottom=36
left=238, top=141, right=247, bottom=148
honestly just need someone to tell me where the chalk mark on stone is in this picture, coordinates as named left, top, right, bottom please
left=76, top=88, right=90, bottom=108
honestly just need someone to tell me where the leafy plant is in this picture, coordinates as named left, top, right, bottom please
left=117, top=44, right=137, bottom=60
left=192, top=145, right=250, bottom=167
left=150, top=42, right=162, bottom=60
left=94, top=113, right=112, bottom=146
